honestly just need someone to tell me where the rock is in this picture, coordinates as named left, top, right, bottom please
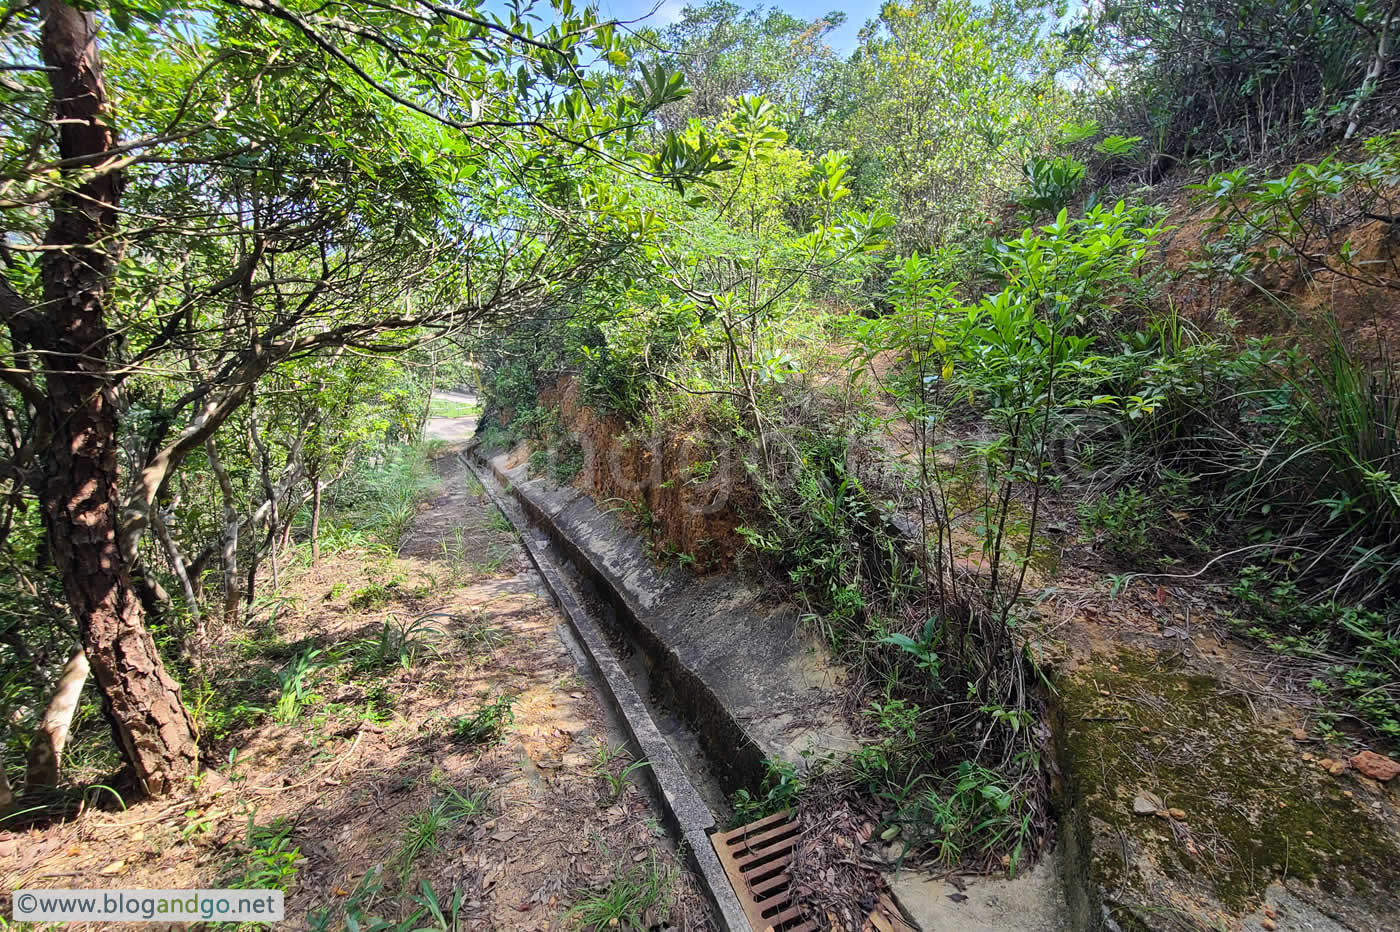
left=1327, top=760, right=1348, bottom=776
left=1350, top=750, right=1400, bottom=782
left=1133, top=791, right=1163, bottom=815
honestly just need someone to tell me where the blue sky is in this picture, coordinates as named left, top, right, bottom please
left=591, top=0, right=880, bottom=54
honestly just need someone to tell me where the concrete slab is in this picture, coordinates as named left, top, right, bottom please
left=890, top=853, right=1069, bottom=932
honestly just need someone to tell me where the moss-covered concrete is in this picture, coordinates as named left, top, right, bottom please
left=1054, top=648, right=1400, bottom=930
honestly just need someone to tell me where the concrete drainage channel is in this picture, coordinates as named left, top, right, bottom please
left=458, top=449, right=752, bottom=930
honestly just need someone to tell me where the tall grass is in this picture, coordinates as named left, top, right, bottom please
left=1292, top=340, right=1400, bottom=593
left=318, top=446, right=440, bottom=554
left=1230, top=336, right=1400, bottom=601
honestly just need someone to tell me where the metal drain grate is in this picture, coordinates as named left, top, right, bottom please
left=711, top=810, right=813, bottom=931
left=711, top=811, right=912, bottom=932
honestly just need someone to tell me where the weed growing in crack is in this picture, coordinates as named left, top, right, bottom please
left=730, top=758, right=803, bottom=825
left=600, top=497, right=656, bottom=538
left=471, top=543, right=512, bottom=575
left=589, top=741, right=651, bottom=805
left=439, top=527, right=470, bottom=567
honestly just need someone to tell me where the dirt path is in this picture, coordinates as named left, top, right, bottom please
left=1, top=403, right=709, bottom=930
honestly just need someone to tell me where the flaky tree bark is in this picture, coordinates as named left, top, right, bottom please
left=34, top=0, right=197, bottom=795
left=23, top=645, right=90, bottom=790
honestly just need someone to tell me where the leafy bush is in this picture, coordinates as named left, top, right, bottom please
left=1017, top=155, right=1086, bottom=213
left=880, top=761, right=1031, bottom=871
left=227, top=817, right=301, bottom=890
left=1079, top=486, right=1155, bottom=559
left=1193, top=135, right=1400, bottom=291
left=738, top=433, right=898, bottom=640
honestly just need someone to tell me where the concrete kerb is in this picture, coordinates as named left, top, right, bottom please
left=459, top=450, right=751, bottom=932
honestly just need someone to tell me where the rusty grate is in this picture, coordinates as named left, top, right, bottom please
left=711, top=810, right=912, bottom=932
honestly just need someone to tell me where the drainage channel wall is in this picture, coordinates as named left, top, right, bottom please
left=493, top=476, right=768, bottom=795
left=478, top=453, right=858, bottom=790
left=460, top=451, right=751, bottom=931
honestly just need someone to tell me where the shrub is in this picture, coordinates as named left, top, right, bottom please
left=1016, top=155, right=1086, bottom=213
left=1079, top=486, right=1155, bottom=558
left=1096, top=0, right=1391, bottom=163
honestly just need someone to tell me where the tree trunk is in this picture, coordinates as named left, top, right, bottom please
left=1347, top=1, right=1399, bottom=139
left=130, top=558, right=173, bottom=619
left=309, top=471, right=322, bottom=564
left=278, top=513, right=295, bottom=552
left=23, top=645, right=90, bottom=790
left=205, top=439, right=242, bottom=627
left=34, top=0, right=197, bottom=795
left=0, top=751, right=12, bottom=816
left=151, top=507, right=200, bottom=633
left=248, top=404, right=279, bottom=591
